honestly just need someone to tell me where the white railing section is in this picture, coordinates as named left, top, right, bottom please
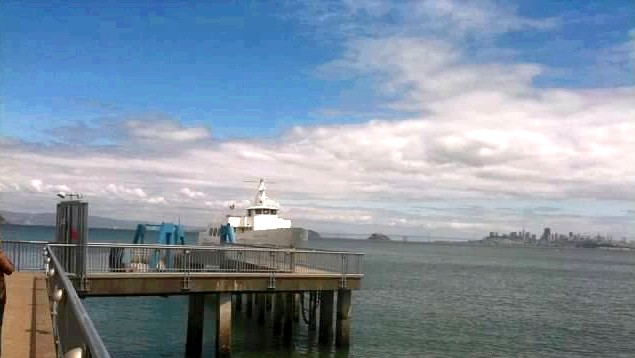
left=44, top=243, right=364, bottom=276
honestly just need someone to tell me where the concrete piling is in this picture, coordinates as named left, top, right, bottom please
left=235, top=293, right=243, bottom=312
left=293, top=293, right=300, bottom=323
left=283, top=293, right=294, bottom=343
left=185, top=294, right=205, bottom=357
left=318, top=291, right=334, bottom=345
left=246, top=293, right=253, bottom=318
left=308, top=292, right=317, bottom=332
left=266, top=293, right=273, bottom=312
left=256, top=293, right=266, bottom=324
left=273, top=293, right=284, bottom=335
left=216, top=293, right=232, bottom=358
left=336, top=289, right=352, bottom=348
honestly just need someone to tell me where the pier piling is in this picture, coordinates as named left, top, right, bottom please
left=336, top=289, right=352, bottom=348
left=308, top=292, right=317, bottom=332
left=273, top=293, right=284, bottom=335
left=185, top=294, right=205, bottom=357
left=318, top=291, right=334, bottom=345
left=293, top=293, right=300, bottom=323
left=246, top=294, right=253, bottom=318
left=256, top=293, right=266, bottom=324
left=235, top=293, right=243, bottom=312
left=283, top=293, right=294, bottom=343
left=216, top=293, right=232, bottom=358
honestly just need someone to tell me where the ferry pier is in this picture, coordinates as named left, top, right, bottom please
left=2, top=198, right=364, bottom=357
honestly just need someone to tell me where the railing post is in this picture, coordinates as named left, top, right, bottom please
left=290, top=251, right=296, bottom=272
left=340, top=254, right=348, bottom=289
left=269, top=251, right=275, bottom=271
left=183, top=249, right=191, bottom=291
left=17, top=243, right=22, bottom=271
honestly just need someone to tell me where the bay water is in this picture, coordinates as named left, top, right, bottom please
left=3, top=224, right=635, bottom=357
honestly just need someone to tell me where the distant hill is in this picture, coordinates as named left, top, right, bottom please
left=307, top=229, right=322, bottom=241
left=368, top=232, right=391, bottom=241
left=0, top=210, right=145, bottom=229
left=0, top=214, right=6, bottom=225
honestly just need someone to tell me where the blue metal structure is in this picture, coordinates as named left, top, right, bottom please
left=133, top=223, right=186, bottom=270
left=106, top=223, right=187, bottom=272
left=219, top=223, right=236, bottom=244
left=133, top=223, right=185, bottom=245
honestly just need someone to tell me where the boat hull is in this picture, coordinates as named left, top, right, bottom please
left=199, top=227, right=309, bottom=248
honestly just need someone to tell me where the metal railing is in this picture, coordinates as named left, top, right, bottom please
left=45, top=243, right=364, bottom=276
left=45, top=245, right=111, bottom=358
left=1, top=240, right=48, bottom=271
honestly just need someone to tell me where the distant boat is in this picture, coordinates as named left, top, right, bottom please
left=198, top=178, right=308, bottom=248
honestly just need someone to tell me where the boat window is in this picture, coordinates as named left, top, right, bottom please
left=247, top=209, right=252, bottom=217
left=263, top=209, right=270, bottom=214
left=255, top=209, right=262, bottom=215
left=271, top=210, right=277, bottom=215
left=233, top=227, right=237, bottom=233
left=209, top=228, right=214, bottom=235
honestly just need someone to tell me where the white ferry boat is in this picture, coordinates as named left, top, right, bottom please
left=198, top=179, right=308, bottom=248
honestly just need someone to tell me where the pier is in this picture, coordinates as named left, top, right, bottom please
left=3, top=200, right=364, bottom=357
left=3, top=272, right=56, bottom=358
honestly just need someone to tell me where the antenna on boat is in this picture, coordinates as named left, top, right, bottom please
left=243, top=178, right=278, bottom=184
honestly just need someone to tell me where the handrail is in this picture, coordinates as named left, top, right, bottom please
left=2, top=239, right=365, bottom=255
left=1, top=240, right=48, bottom=271
left=46, top=245, right=112, bottom=358
left=2, top=239, right=52, bottom=244
left=81, top=242, right=366, bottom=255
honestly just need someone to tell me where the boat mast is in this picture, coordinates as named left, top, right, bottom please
left=255, top=178, right=268, bottom=205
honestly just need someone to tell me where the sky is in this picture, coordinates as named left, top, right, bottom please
left=1, top=0, right=634, bottom=240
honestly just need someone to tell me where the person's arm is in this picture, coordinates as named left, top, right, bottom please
left=0, top=251, right=14, bottom=275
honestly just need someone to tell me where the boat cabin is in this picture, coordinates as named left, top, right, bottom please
left=207, top=179, right=291, bottom=236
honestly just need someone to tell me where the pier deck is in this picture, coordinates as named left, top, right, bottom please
left=3, top=272, right=56, bottom=358
left=77, top=271, right=362, bottom=297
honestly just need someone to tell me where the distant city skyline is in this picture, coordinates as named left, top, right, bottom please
left=1, top=1, right=633, bottom=238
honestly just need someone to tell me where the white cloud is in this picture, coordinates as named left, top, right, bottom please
left=124, top=119, right=211, bottom=143
left=146, top=196, right=166, bottom=205
left=27, top=179, right=71, bottom=194
left=2, top=81, right=633, bottom=236
left=29, top=179, right=44, bottom=192
left=180, top=187, right=205, bottom=199
left=105, top=184, right=148, bottom=199
left=412, top=0, right=556, bottom=35
left=285, top=0, right=555, bottom=42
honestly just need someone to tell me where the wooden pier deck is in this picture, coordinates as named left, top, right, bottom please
left=3, top=272, right=56, bottom=358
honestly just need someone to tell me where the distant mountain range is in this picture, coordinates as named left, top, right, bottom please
left=0, top=210, right=323, bottom=239
left=0, top=210, right=149, bottom=229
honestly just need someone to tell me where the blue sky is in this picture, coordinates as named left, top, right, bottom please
left=1, top=0, right=634, bottom=238
left=2, top=1, right=340, bottom=140
left=3, top=1, right=632, bottom=141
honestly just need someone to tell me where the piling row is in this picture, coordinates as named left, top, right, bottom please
left=184, top=289, right=352, bottom=357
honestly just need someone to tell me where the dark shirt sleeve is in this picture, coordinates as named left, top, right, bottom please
left=0, top=251, right=14, bottom=275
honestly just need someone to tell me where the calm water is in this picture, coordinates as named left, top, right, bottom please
left=3, top=225, right=635, bottom=357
